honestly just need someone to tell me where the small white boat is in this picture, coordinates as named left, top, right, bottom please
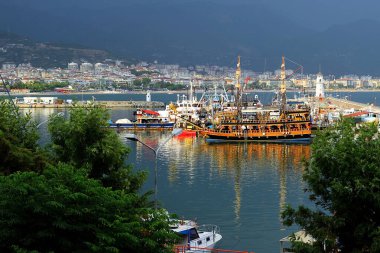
left=172, top=220, right=222, bottom=252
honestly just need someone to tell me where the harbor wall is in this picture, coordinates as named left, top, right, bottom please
left=16, top=100, right=165, bottom=108
left=326, top=97, right=380, bottom=113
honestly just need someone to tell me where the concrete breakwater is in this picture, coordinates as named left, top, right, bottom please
left=326, top=97, right=380, bottom=113
left=17, top=100, right=165, bottom=109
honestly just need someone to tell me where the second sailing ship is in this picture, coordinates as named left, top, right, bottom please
left=201, top=56, right=312, bottom=143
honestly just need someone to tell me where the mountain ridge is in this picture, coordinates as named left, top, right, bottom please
left=1, top=1, right=380, bottom=74
left=0, top=31, right=114, bottom=68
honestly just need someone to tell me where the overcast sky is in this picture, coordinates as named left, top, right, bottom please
left=2, top=0, right=380, bottom=74
left=5, top=0, right=380, bottom=31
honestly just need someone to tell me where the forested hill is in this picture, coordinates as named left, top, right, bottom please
left=1, top=0, right=380, bottom=74
left=0, top=31, right=112, bottom=68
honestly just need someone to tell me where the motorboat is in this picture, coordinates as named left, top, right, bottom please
left=172, top=220, right=222, bottom=252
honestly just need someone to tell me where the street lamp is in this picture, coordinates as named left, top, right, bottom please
left=36, top=112, right=64, bottom=128
left=125, top=128, right=183, bottom=209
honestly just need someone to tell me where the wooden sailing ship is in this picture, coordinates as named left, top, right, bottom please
left=201, top=56, right=312, bottom=143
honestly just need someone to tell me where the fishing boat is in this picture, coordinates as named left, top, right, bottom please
left=201, top=56, right=312, bottom=143
left=172, top=220, right=222, bottom=252
left=167, top=80, right=207, bottom=127
left=109, top=109, right=174, bottom=130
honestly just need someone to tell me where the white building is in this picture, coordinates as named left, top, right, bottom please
left=2, top=63, right=16, bottom=70
left=146, top=90, right=151, bottom=102
left=94, top=63, right=107, bottom=73
left=315, top=73, right=325, bottom=98
left=39, top=97, right=58, bottom=104
left=80, top=62, right=94, bottom=73
left=68, top=62, right=79, bottom=71
left=23, top=97, right=58, bottom=104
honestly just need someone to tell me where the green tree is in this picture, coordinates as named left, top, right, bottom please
left=0, top=163, right=178, bottom=253
left=282, top=118, right=380, bottom=253
left=142, top=77, right=151, bottom=86
left=133, top=79, right=142, bottom=88
left=0, top=100, right=47, bottom=174
left=12, top=81, right=69, bottom=92
left=48, top=104, right=145, bottom=191
left=0, top=101, right=180, bottom=252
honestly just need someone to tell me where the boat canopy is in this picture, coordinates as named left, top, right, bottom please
left=142, top=109, right=160, bottom=116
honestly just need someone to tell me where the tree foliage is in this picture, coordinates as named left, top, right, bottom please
left=12, top=81, right=69, bottom=92
left=282, top=118, right=380, bottom=253
left=152, top=81, right=186, bottom=90
left=0, top=102, right=179, bottom=252
left=0, top=100, right=47, bottom=174
left=0, top=163, right=178, bottom=253
left=48, top=104, right=146, bottom=191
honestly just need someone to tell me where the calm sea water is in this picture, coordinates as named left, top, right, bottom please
left=8, top=90, right=380, bottom=106
left=26, top=91, right=379, bottom=252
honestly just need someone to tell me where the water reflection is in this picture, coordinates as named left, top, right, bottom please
left=121, top=132, right=311, bottom=252
left=26, top=108, right=311, bottom=253
left=194, top=141, right=310, bottom=222
left=20, top=93, right=376, bottom=252
left=122, top=131, right=310, bottom=217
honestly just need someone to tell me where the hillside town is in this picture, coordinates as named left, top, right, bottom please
left=1, top=60, right=379, bottom=93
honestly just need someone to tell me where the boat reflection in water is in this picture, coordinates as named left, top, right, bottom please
left=122, top=131, right=311, bottom=253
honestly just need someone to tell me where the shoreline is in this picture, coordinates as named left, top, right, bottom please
left=2, top=88, right=380, bottom=97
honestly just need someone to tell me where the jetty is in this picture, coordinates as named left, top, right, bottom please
left=325, top=97, right=380, bottom=113
left=16, top=100, right=165, bottom=109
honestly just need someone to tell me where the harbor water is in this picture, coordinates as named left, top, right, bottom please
left=29, top=91, right=380, bottom=252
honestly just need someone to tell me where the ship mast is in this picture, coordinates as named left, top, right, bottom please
left=280, top=56, right=287, bottom=113
left=235, top=56, right=242, bottom=120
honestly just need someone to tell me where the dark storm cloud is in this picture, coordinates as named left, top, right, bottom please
left=1, top=0, right=380, bottom=74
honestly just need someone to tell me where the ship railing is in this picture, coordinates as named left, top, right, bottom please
left=173, top=245, right=254, bottom=253
left=197, top=224, right=220, bottom=236
left=213, top=128, right=311, bottom=134
left=221, top=119, right=309, bottom=124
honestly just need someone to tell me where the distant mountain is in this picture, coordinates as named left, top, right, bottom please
left=0, top=31, right=113, bottom=68
left=281, top=19, right=380, bottom=75
left=1, top=0, right=380, bottom=75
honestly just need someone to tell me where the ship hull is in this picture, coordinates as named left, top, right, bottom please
left=206, top=135, right=312, bottom=144
left=204, top=131, right=312, bottom=144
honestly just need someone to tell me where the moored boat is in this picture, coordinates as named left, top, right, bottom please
left=167, top=80, right=207, bottom=129
left=201, top=56, right=312, bottom=143
left=175, top=129, right=197, bottom=138
left=172, top=220, right=222, bottom=252
left=202, top=108, right=312, bottom=143
left=109, top=109, right=174, bottom=130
